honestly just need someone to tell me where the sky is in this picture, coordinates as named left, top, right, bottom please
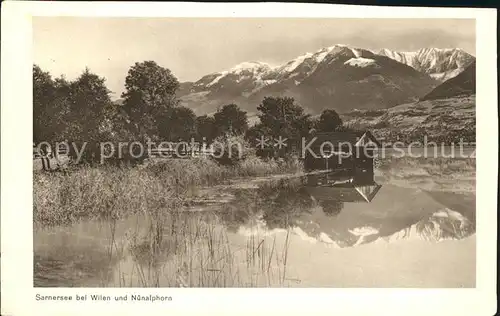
left=33, top=18, right=475, bottom=99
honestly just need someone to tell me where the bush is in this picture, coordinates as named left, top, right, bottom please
left=235, top=156, right=302, bottom=177
left=142, top=157, right=231, bottom=188
left=211, top=133, right=255, bottom=166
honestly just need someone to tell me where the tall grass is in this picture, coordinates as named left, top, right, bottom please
left=34, top=165, right=181, bottom=227
left=34, top=157, right=303, bottom=227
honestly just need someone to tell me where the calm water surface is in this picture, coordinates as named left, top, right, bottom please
left=34, top=157, right=476, bottom=288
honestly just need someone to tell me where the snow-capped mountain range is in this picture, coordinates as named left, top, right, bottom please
left=288, top=206, right=474, bottom=248
left=185, top=44, right=375, bottom=95
left=378, top=47, right=475, bottom=82
left=375, top=208, right=474, bottom=244
left=178, top=44, right=474, bottom=115
left=238, top=207, right=474, bottom=249
left=194, top=61, right=275, bottom=94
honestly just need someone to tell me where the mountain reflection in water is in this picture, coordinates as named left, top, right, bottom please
left=213, top=166, right=475, bottom=248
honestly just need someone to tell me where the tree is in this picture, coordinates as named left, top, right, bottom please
left=159, top=106, right=197, bottom=141
left=33, top=65, right=143, bottom=163
left=256, top=96, right=313, bottom=157
left=257, top=96, right=312, bottom=137
left=121, top=61, right=179, bottom=140
left=316, top=109, right=343, bottom=133
left=33, top=65, right=68, bottom=143
left=64, top=68, right=114, bottom=162
left=245, top=123, right=274, bottom=158
left=66, top=68, right=113, bottom=139
left=214, top=104, right=248, bottom=136
left=195, top=115, right=218, bottom=143
left=33, top=65, right=115, bottom=163
left=211, top=133, right=253, bottom=166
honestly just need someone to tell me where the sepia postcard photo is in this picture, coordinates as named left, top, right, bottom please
left=1, top=2, right=497, bottom=316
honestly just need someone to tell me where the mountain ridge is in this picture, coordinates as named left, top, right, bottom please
left=178, top=44, right=445, bottom=115
left=421, top=61, right=476, bottom=101
left=378, top=47, right=475, bottom=82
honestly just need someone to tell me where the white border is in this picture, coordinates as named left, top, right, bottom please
left=1, top=2, right=497, bottom=316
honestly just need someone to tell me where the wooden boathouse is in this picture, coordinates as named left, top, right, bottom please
left=303, top=131, right=382, bottom=203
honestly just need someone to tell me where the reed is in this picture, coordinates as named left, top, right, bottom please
left=108, top=211, right=293, bottom=287
left=34, top=157, right=304, bottom=227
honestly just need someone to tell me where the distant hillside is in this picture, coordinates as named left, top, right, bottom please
left=342, top=95, right=475, bottom=142
left=421, top=62, right=476, bottom=101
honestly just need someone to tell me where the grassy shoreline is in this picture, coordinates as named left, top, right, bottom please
left=33, top=157, right=303, bottom=227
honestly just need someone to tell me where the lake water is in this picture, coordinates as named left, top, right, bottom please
left=377, top=146, right=475, bottom=158
left=34, top=157, right=476, bottom=288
